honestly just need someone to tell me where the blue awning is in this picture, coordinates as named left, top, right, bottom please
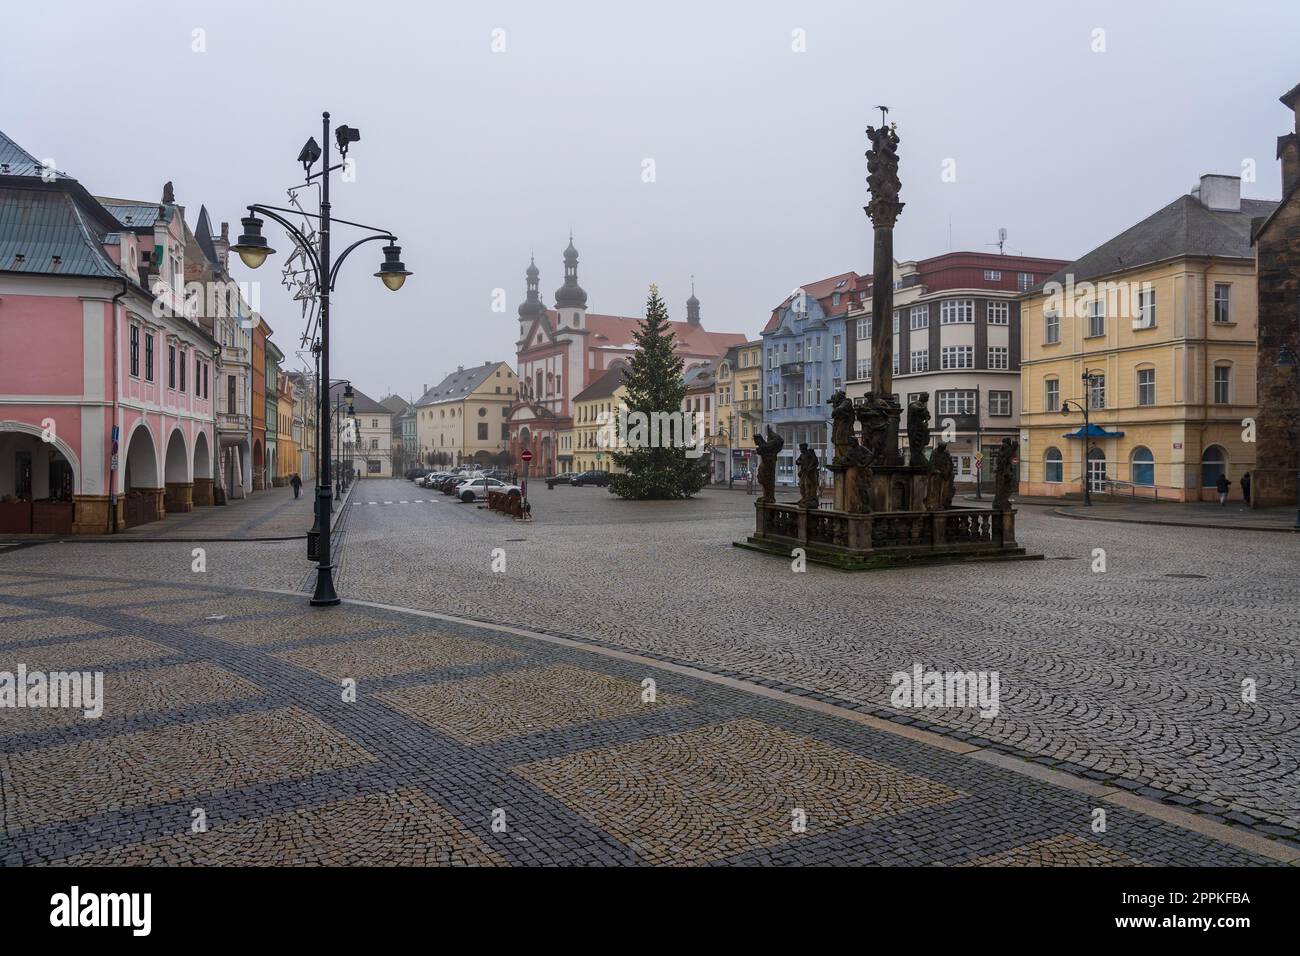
left=1063, top=424, right=1124, bottom=439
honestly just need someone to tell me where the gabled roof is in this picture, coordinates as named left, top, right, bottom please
left=95, top=197, right=168, bottom=230
left=330, top=382, right=389, bottom=414
left=0, top=186, right=124, bottom=279
left=572, top=361, right=628, bottom=403
left=763, top=270, right=864, bottom=333
left=0, top=129, right=69, bottom=179
left=573, top=310, right=747, bottom=357
left=193, top=205, right=219, bottom=266
left=414, top=361, right=511, bottom=407
left=379, top=394, right=411, bottom=415
left=1042, top=194, right=1278, bottom=288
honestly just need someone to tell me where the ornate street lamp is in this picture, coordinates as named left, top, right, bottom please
left=1060, top=368, right=1103, bottom=506
left=233, top=112, right=411, bottom=606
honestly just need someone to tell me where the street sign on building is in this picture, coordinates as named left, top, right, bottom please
left=520, top=449, right=533, bottom=463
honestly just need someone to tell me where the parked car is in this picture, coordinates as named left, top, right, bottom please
left=419, top=472, right=447, bottom=488
left=456, top=477, right=520, bottom=502
left=570, top=470, right=610, bottom=487
left=544, top=474, right=568, bottom=489
left=405, top=468, right=428, bottom=481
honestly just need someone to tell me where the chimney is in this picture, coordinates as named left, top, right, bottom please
left=1195, top=174, right=1241, bottom=212
left=1278, top=81, right=1300, bottom=197
left=422, top=383, right=427, bottom=395
left=213, top=221, right=230, bottom=270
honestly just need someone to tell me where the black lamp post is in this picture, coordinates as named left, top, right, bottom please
left=1060, top=368, right=1103, bottom=506
left=1276, top=346, right=1300, bottom=528
left=231, top=113, right=411, bottom=606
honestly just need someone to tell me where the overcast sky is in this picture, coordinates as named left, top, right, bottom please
left=4, top=0, right=1297, bottom=400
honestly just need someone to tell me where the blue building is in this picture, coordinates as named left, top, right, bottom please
left=760, top=272, right=864, bottom=483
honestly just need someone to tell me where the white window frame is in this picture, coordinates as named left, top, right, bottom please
left=987, top=346, right=1008, bottom=370
left=1045, top=379, right=1060, bottom=412
left=937, top=390, right=976, bottom=416
left=1213, top=365, right=1231, bottom=404
left=1088, top=299, right=1105, bottom=338
left=987, top=301, right=1009, bottom=325
left=940, top=299, right=975, bottom=324
left=1136, top=287, right=1156, bottom=329
left=988, top=390, right=1012, bottom=416
left=983, top=270, right=1001, bottom=281
left=1045, top=309, right=1060, bottom=344
left=941, top=345, right=973, bottom=370
left=1213, top=284, right=1231, bottom=324
left=1137, top=368, right=1155, bottom=406
left=910, top=349, right=928, bottom=373
left=909, top=305, right=928, bottom=330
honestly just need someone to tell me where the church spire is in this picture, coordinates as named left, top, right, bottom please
left=554, top=235, right=588, bottom=309
left=686, top=275, right=701, bottom=326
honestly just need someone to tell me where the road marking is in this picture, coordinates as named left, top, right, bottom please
left=400, top=501, right=408, bottom=504
left=383, top=501, right=392, bottom=505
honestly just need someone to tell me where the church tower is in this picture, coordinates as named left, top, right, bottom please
left=553, top=234, right=588, bottom=332
left=686, top=278, right=701, bottom=327
left=517, top=256, right=544, bottom=342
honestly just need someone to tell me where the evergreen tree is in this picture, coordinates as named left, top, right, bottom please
left=609, top=285, right=708, bottom=499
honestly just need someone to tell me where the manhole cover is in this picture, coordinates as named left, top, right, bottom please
left=1164, top=573, right=1207, bottom=579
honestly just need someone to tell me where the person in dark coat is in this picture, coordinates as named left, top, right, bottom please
left=1216, top=473, right=1230, bottom=506
left=1241, top=471, right=1251, bottom=505
left=290, top=473, right=303, bottom=499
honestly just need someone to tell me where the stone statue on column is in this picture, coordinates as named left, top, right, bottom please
left=753, top=426, right=784, bottom=504
left=906, top=393, right=931, bottom=466
left=925, top=442, right=955, bottom=511
left=828, top=390, right=856, bottom=465
left=796, top=442, right=820, bottom=509
left=993, top=437, right=1018, bottom=511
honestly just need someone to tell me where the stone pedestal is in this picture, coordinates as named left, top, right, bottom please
left=164, top=481, right=194, bottom=513
left=192, top=477, right=215, bottom=507
left=72, top=494, right=119, bottom=535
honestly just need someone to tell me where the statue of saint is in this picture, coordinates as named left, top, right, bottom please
left=993, top=437, right=1018, bottom=511
left=753, top=426, right=785, bottom=504
left=856, top=393, right=890, bottom=465
left=796, top=443, right=820, bottom=509
left=925, top=442, right=956, bottom=511
left=828, top=390, right=856, bottom=465
left=906, top=393, right=931, bottom=466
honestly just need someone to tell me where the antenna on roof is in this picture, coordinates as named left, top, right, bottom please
left=986, top=227, right=1008, bottom=255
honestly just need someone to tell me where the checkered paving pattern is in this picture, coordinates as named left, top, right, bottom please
left=0, top=572, right=1287, bottom=866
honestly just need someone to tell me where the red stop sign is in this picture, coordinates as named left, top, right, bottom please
left=520, top=450, right=534, bottom=463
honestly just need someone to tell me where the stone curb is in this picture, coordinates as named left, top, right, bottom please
left=1052, top=507, right=1300, bottom=534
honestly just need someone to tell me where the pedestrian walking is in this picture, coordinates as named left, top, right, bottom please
left=290, top=473, right=302, bottom=499
left=1216, top=473, right=1231, bottom=505
left=1241, top=471, right=1251, bottom=505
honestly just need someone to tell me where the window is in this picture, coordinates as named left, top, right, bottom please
left=1137, top=368, right=1155, bottom=406
left=195, top=354, right=202, bottom=396
left=370, top=438, right=378, bottom=450
left=1214, top=365, right=1231, bottom=404
left=372, top=419, right=379, bottom=429
left=805, top=382, right=814, bottom=407
left=983, top=270, right=1001, bottom=281
left=937, top=390, right=976, bottom=415
left=1045, top=309, right=1060, bottom=344
left=987, top=346, right=1008, bottom=370
left=832, top=292, right=840, bottom=307
left=1044, top=448, right=1063, bottom=483
left=1017, top=272, right=1034, bottom=291
left=1087, top=299, right=1105, bottom=338
left=179, top=348, right=187, bottom=391
left=1137, top=287, right=1156, bottom=328
left=1213, top=284, right=1231, bottom=323
left=832, top=336, right=841, bottom=360
left=988, top=390, right=1012, bottom=416
left=477, top=423, right=488, bottom=440
left=856, top=318, right=870, bottom=340
left=129, top=325, right=140, bottom=376
left=941, top=346, right=973, bottom=369
left=1131, top=446, right=1154, bottom=486
left=1045, top=378, right=1060, bottom=411
left=856, top=358, right=871, bottom=380
left=227, top=375, right=236, bottom=412
left=1089, top=374, right=1106, bottom=409
left=987, top=301, right=1009, bottom=325
left=909, top=305, right=928, bottom=330
left=1201, top=445, right=1227, bottom=487
left=145, top=333, right=154, bottom=382
left=910, top=349, right=928, bottom=373
left=940, top=300, right=974, bottom=324
left=892, top=353, right=899, bottom=375
left=367, top=459, right=381, bottom=474
left=892, top=312, right=900, bottom=334
left=501, top=424, right=509, bottom=440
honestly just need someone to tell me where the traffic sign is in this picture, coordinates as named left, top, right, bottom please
left=520, top=449, right=533, bottom=463
left=595, top=451, right=602, bottom=462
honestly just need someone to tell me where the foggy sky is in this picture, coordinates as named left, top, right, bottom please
left=4, top=0, right=1296, bottom=401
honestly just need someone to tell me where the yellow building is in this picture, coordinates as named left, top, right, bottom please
left=1020, top=175, right=1275, bottom=502
left=275, top=371, right=300, bottom=483
left=713, top=339, right=763, bottom=480
left=414, top=362, right=516, bottom=468
left=571, top=362, right=628, bottom=474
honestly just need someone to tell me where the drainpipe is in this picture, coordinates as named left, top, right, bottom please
left=108, top=278, right=129, bottom=534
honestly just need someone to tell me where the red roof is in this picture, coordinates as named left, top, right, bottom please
left=762, top=270, right=865, bottom=333
left=549, top=310, right=746, bottom=358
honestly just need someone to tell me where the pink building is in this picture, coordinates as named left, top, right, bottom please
left=0, top=130, right=217, bottom=533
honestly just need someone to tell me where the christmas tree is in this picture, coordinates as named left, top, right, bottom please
left=609, top=285, right=709, bottom=500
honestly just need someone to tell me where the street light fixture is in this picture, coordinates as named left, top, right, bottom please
left=1060, top=368, right=1103, bottom=507
left=234, top=111, right=411, bottom=606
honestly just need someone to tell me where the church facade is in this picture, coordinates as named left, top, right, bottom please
left=507, top=240, right=747, bottom=475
